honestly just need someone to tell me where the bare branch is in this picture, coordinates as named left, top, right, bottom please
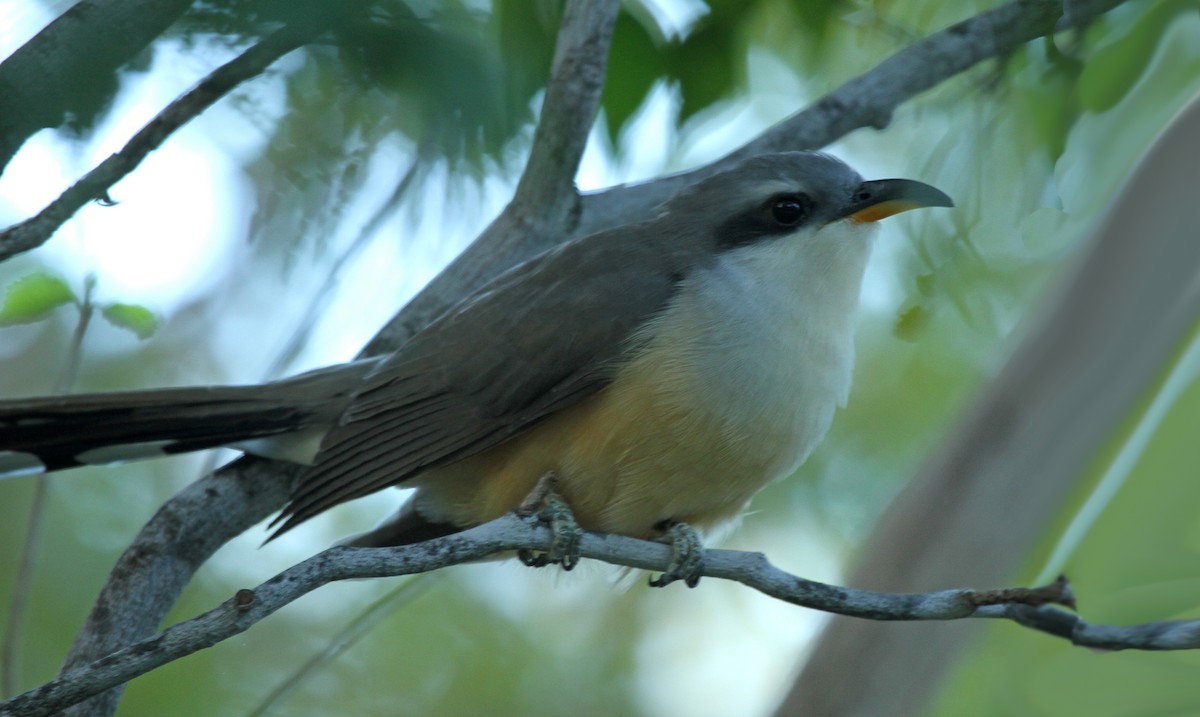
left=510, top=0, right=619, bottom=219
left=996, top=603, right=1200, bottom=652
left=4, top=514, right=1195, bottom=717
left=730, top=0, right=1109, bottom=158
left=0, top=23, right=317, bottom=262
left=55, top=458, right=303, bottom=717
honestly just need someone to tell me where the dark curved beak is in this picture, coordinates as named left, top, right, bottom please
left=838, top=178, right=954, bottom=223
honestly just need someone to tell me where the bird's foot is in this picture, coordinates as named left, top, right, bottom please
left=516, top=472, right=582, bottom=571
left=648, top=520, right=704, bottom=588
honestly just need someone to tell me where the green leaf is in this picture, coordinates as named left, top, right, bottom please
left=100, top=303, right=159, bottom=340
left=0, top=272, right=77, bottom=326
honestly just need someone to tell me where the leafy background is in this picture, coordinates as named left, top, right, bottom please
left=1, top=0, right=1198, bottom=715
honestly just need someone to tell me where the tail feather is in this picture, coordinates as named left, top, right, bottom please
left=0, top=386, right=314, bottom=475
left=0, top=361, right=373, bottom=477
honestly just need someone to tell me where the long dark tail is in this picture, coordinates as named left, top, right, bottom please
left=0, top=362, right=372, bottom=477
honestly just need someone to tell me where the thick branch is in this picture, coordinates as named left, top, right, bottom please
left=0, top=0, right=194, bottom=174
left=0, top=23, right=317, bottom=263
left=4, top=513, right=1195, bottom=717
left=56, top=459, right=302, bottom=717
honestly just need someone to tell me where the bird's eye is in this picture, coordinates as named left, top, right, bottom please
left=770, top=193, right=810, bottom=226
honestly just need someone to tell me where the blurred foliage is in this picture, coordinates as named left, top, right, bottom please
left=3, top=1, right=1200, bottom=716
left=187, top=0, right=554, bottom=261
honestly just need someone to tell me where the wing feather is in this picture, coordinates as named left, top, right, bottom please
left=274, top=217, right=713, bottom=535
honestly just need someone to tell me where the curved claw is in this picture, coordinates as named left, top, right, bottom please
left=518, top=549, right=551, bottom=568
left=516, top=472, right=582, bottom=571
left=648, top=521, right=704, bottom=588
left=546, top=501, right=582, bottom=570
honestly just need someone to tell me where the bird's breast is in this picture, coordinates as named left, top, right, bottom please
left=571, top=229, right=872, bottom=534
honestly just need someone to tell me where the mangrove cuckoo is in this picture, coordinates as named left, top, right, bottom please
left=0, top=152, right=951, bottom=560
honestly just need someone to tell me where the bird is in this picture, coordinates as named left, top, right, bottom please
left=0, top=152, right=951, bottom=580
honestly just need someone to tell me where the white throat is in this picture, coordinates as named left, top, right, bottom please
left=633, top=219, right=878, bottom=479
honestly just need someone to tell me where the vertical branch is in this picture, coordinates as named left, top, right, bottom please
left=0, top=473, right=49, bottom=699
left=2, top=276, right=95, bottom=697
left=364, top=0, right=620, bottom=354
left=54, top=276, right=97, bottom=395
left=509, top=0, right=620, bottom=223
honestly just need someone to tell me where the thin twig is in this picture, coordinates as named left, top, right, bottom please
left=263, top=143, right=431, bottom=379
left=1, top=276, right=96, bottom=696
left=0, top=478, right=46, bottom=700
left=0, top=23, right=319, bottom=262
left=53, top=276, right=96, bottom=396
left=244, top=576, right=435, bottom=717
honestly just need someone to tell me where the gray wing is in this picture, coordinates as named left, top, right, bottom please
left=275, top=222, right=707, bottom=532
